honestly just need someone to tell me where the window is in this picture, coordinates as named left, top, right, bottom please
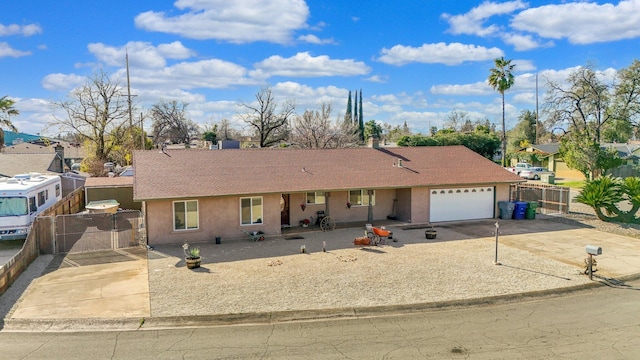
left=29, top=197, right=36, bottom=213
left=241, top=197, right=263, bottom=225
left=349, top=189, right=375, bottom=206
left=173, top=200, right=198, bottom=231
left=55, top=184, right=61, bottom=197
left=37, top=191, right=45, bottom=207
left=305, top=192, right=325, bottom=204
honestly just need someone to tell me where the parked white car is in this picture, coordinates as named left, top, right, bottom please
left=519, top=167, right=554, bottom=180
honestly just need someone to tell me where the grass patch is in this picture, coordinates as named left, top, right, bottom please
left=556, top=180, right=584, bottom=189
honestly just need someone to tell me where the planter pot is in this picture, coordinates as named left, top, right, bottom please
left=186, top=257, right=201, bottom=269
left=425, top=230, right=437, bottom=240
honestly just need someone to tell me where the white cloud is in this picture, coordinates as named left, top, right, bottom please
left=371, top=92, right=428, bottom=108
left=512, top=0, right=640, bottom=44
left=431, top=81, right=494, bottom=96
left=88, top=41, right=195, bottom=69
left=0, top=23, right=42, bottom=37
left=41, top=73, right=85, bottom=91
left=365, top=75, right=387, bottom=83
left=442, top=0, right=528, bottom=36
left=127, top=58, right=259, bottom=91
left=377, top=42, right=503, bottom=66
left=253, top=52, right=370, bottom=77
left=511, top=59, right=536, bottom=72
left=0, top=42, right=31, bottom=58
left=501, top=33, right=549, bottom=51
left=297, top=34, right=336, bottom=45
left=134, top=0, right=309, bottom=44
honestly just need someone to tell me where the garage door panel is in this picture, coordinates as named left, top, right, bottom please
left=430, top=187, right=494, bottom=222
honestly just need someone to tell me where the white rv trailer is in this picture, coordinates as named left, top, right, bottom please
left=0, top=173, right=62, bottom=241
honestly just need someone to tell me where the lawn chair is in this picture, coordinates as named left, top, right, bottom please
left=242, top=230, right=265, bottom=242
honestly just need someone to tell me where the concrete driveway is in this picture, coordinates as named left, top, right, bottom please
left=3, top=215, right=640, bottom=331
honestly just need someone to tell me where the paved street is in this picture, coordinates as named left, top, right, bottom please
left=0, top=278, right=638, bottom=359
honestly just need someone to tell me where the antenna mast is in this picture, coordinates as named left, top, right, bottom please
left=126, top=50, right=133, bottom=128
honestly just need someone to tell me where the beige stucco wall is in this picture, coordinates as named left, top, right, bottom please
left=409, top=187, right=431, bottom=223
left=145, top=184, right=513, bottom=245
left=291, top=189, right=399, bottom=225
left=145, top=193, right=282, bottom=245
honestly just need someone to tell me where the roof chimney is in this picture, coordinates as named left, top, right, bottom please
left=368, top=135, right=380, bottom=149
left=54, top=143, right=65, bottom=173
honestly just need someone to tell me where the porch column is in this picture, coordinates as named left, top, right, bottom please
left=324, top=192, right=330, bottom=217
left=367, top=190, right=374, bottom=223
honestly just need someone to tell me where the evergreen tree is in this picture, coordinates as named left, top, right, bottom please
left=354, top=90, right=358, bottom=126
left=358, top=89, right=364, bottom=141
left=344, top=91, right=352, bottom=123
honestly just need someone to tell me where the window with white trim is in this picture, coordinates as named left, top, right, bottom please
left=241, top=197, right=263, bottom=225
left=349, top=189, right=375, bottom=206
left=173, top=200, right=199, bottom=231
left=305, top=191, right=325, bottom=204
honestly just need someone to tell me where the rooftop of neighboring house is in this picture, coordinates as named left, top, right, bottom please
left=133, top=145, right=523, bottom=201
left=525, top=142, right=640, bottom=158
left=0, top=153, right=60, bottom=178
left=84, top=176, right=134, bottom=188
left=1, top=140, right=86, bottom=159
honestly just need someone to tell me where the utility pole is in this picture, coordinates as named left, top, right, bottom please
left=126, top=50, right=140, bottom=148
left=126, top=50, right=133, bottom=128
left=140, top=113, right=145, bottom=150
left=535, top=72, right=539, bottom=144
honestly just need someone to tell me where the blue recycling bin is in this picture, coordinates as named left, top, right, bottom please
left=513, top=201, right=528, bottom=220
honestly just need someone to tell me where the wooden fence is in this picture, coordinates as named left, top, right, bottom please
left=509, top=183, right=571, bottom=214
left=0, top=187, right=84, bottom=296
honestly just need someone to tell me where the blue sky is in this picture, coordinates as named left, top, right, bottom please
left=2, top=0, right=640, bottom=137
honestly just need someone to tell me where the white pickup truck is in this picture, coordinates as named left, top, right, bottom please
left=505, top=162, right=533, bottom=175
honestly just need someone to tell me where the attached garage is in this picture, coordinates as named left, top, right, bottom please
left=429, top=187, right=495, bottom=222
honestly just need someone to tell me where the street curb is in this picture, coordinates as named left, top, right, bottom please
left=5, top=272, right=639, bottom=332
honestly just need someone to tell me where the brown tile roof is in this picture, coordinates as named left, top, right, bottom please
left=133, top=146, right=524, bottom=201
left=85, top=176, right=134, bottom=188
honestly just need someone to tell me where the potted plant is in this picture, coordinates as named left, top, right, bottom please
left=425, top=225, right=437, bottom=240
left=183, top=243, right=201, bottom=269
left=300, top=218, right=310, bottom=227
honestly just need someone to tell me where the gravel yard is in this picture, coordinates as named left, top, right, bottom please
left=147, top=220, right=611, bottom=317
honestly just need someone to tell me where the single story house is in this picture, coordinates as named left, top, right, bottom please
left=133, top=142, right=524, bottom=246
left=520, top=142, right=640, bottom=180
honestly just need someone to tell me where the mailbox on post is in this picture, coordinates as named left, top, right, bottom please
left=586, top=245, right=602, bottom=256
left=585, top=245, right=602, bottom=280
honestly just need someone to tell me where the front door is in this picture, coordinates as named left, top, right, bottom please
left=280, top=194, right=290, bottom=226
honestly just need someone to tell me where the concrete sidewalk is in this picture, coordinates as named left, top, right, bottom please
left=2, top=216, right=640, bottom=331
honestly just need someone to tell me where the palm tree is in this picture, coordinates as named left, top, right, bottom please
left=488, top=57, right=515, bottom=167
left=0, top=96, right=19, bottom=150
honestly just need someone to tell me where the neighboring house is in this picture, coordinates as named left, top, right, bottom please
left=520, top=142, right=640, bottom=180
left=0, top=141, right=87, bottom=196
left=84, top=176, right=140, bottom=211
left=133, top=142, right=524, bottom=245
left=2, top=130, right=41, bottom=145
left=0, top=141, right=86, bottom=176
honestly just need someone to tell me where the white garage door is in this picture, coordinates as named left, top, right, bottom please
left=429, top=187, right=495, bottom=222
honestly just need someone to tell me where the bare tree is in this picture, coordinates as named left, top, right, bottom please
left=444, top=109, right=471, bottom=132
left=239, top=88, right=295, bottom=147
left=149, top=100, right=200, bottom=146
left=216, top=118, right=242, bottom=140
left=51, top=70, right=130, bottom=174
left=291, top=102, right=360, bottom=148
